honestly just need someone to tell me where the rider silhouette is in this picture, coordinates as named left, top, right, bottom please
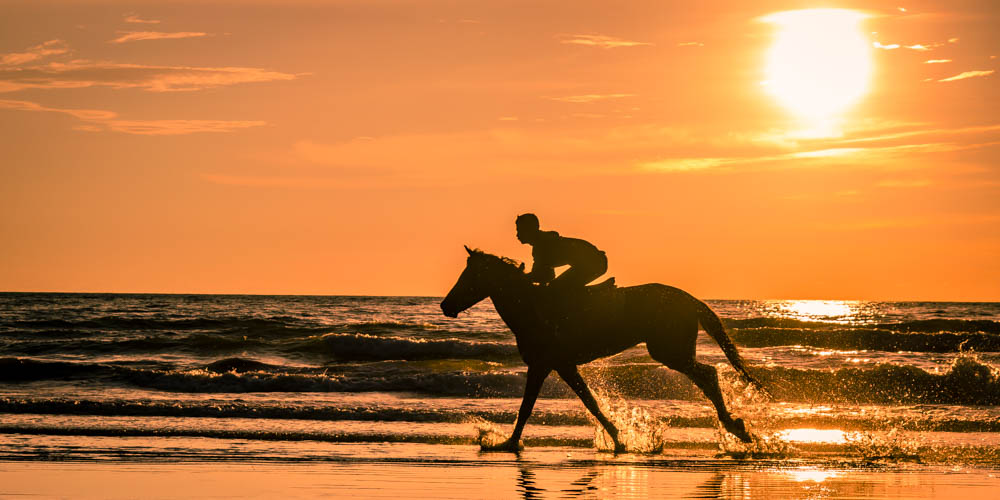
left=515, top=213, right=608, bottom=290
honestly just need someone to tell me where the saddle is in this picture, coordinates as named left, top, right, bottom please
left=534, top=277, right=617, bottom=314
left=587, top=277, right=616, bottom=293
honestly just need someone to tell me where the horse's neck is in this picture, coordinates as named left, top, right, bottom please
left=488, top=276, right=538, bottom=333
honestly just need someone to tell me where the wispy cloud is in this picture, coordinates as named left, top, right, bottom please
left=0, top=98, right=266, bottom=135
left=0, top=40, right=69, bottom=66
left=107, top=119, right=266, bottom=135
left=873, top=42, right=900, bottom=50
left=873, top=41, right=943, bottom=51
left=0, top=60, right=300, bottom=92
left=110, top=31, right=209, bottom=44
left=548, top=93, right=635, bottom=103
left=924, top=59, right=952, bottom=64
left=640, top=122, right=1000, bottom=173
left=124, top=14, right=160, bottom=24
left=125, top=14, right=160, bottom=24
left=558, top=34, right=651, bottom=49
left=938, top=70, right=994, bottom=82
left=677, top=42, right=704, bottom=47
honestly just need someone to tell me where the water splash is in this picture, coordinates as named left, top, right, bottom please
left=467, top=416, right=509, bottom=450
left=716, top=364, right=795, bottom=458
left=836, top=348, right=996, bottom=462
left=844, top=427, right=921, bottom=462
left=592, top=393, right=667, bottom=453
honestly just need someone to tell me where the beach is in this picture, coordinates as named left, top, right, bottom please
left=2, top=444, right=999, bottom=499
left=2, top=293, right=999, bottom=498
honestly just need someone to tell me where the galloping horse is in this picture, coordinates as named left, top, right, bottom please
left=440, top=247, right=766, bottom=453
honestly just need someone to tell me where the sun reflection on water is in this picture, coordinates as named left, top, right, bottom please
left=780, top=428, right=848, bottom=444
left=761, top=299, right=888, bottom=324
left=786, top=467, right=843, bottom=483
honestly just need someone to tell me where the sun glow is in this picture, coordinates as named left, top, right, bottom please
left=762, top=9, right=872, bottom=134
left=780, top=428, right=848, bottom=444
left=781, top=300, right=855, bottom=323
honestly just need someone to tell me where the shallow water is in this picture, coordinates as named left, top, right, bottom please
left=2, top=292, right=999, bottom=495
left=1, top=446, right=999, bottom=499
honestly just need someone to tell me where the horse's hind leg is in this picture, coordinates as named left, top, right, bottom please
left=647, top=321, right=753, bottom=443
left=685, top=362, right=752, bottom=442
left=557, top=366, right=626, bottom=453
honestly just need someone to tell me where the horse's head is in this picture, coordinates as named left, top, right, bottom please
left=440, top=246, right=524, bottom=318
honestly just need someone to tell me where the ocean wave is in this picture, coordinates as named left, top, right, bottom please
left=2, top=316, right=304, bottom=333
left=877, top=319, right=1000, bottom=334
left=2, top=398, right=997, bottom=433
left=0, top=425, right=596, bottom=449
left=0, top=335, right=272, bottom=357
left=4, top=354, right=998, bottom=406
left=753, top=354, right=1000, bottom=405
left=287, top=333, right=519, bottom=361
left=726, top=317, right=1000, bottom=334
left=730, top=329, right=1000, bottom=352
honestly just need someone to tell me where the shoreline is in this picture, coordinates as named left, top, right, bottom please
left=2, top=446, right=998, bottom=499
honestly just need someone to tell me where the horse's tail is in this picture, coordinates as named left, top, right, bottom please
left=695, top=300, right=772, bottom=399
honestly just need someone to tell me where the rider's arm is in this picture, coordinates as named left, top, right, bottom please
left=526, top=263, right=556, bottom=284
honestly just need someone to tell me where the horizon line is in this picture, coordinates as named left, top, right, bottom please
left=1, top=290, right=997, bottom=303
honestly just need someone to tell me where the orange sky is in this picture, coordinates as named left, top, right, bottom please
left=1, top=0, right=998, bottom=300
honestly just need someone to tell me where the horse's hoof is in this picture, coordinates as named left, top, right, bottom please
left=614, top=443, right=627, bottom=454
left=729, top=418, right=753, bottom=443
left=481, top=438, right=523, bottom=453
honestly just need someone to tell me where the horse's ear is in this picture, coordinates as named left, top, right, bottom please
left=464, top=245, right=474, bottom=256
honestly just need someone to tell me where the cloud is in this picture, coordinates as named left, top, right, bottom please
left=124, top=14, right=160, bottom=24
left=938, top=70, right=994, bottom=82
left=106, top=119, right=266, bottom=135
left=677, top=42, right=704, bottom=47
left=0, top=60, right=300, bottom=92
left=0, top=98, right=266, bottom=135
left=924, top=59, right=952, bottom=64
left=640, top=122, right=1000, bottom=173
left=0, top=40, right=70, bottom=66
left=558, top=34, right=651, bottom=49
left=110, top=31, right=209, bottom=44
left=548, top=93, right=635, bottom=103
left=0, top=99, right=115, bottom=120
left=873, top=41, right=943, bottom=51
left=192, top=116, right=1000, bottom=191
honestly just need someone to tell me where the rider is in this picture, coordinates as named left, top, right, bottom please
left=515, top=213, right=608, bottom=290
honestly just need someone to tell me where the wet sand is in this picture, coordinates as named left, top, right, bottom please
left=1, top=444, right=998, bottom=499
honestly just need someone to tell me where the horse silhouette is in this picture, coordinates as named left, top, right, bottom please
left=440, top=247, right=766, bottom=452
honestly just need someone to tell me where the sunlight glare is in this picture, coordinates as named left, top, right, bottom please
left=780, top=428, right=848, bottom=444
left=785, top=467, right=843, bottom=483
left=781, top=300, right=855, bottom=322
left=762, top=9, right=872, bottom=133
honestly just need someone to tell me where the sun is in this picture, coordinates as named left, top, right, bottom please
left=761, top=9, right=872, bottom=132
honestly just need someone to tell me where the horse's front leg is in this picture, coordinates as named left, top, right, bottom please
left=557, top=366, right=626, bottom=453
left=487, top=365, right=550, bottom=452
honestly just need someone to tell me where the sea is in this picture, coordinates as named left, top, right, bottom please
left=1, top=292, right=999, bottom=496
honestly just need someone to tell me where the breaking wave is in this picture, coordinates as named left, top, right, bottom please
left=3, top=354, right=998, bottom=405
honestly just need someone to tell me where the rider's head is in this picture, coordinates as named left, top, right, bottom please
left=515, top=213, right=540, bottom=244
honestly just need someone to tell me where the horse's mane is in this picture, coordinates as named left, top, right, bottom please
left=469, top=248, right=523, bottom=271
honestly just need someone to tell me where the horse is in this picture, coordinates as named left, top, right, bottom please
left=440, top=246, right=766, bottom=453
